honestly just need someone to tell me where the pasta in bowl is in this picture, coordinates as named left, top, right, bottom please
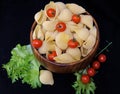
left=30, top=1, right=100, bottom=73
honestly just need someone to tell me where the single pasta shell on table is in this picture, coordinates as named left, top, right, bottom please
left=39, top=70, right=54, bottom=85
left=81, top=46, right=92, bottom=57
left=34, top=10, right=47, bottom=25
left=76, top=27, right=90, bottom=41
left=66, top=47, right=81, bottom=60
left=55, top=32, right=70, bottom=50
left=32, top=24, right=44, bottom=40
left=66, top=3, right=86, bottom=14
left=55, top=2, right=66, bottom=12
left=44, top=1, right=60, bottom=20
left=42, top=20, right=58, bottom=32
left=57, top=8, right=72, bottom=22
left=81, top=15, right=93, bottom=29
left=54, top=53, right=76, bottom=63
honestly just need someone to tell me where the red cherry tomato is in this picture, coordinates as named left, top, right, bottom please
left=87, top=67, right=96, bottom=77
left=98, top=54, right=107, bottom=63
left=72, top=14, right=81, bottom=24
left=56, top=22, right=66, bottom=32
left=48, top=51, right=57, bottom=61
left=32, top=39, right=43, bottom=49
left=68, top=39, right=79, bottom=48
left=46, top=8, right=56, bottom=17
left=92, top=60, right=101, bottom=70
left=81, top=74, right=90, bottom=84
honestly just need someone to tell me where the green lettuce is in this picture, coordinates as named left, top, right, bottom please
left=72, top=72, right=96, bottom=94
left=2, top=44, right=42, bottom=88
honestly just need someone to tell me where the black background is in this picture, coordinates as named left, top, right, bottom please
left=0, top=0, right=119, bottom=94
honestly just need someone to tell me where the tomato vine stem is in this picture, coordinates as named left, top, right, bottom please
left=95, top=41, right=112, bottom=57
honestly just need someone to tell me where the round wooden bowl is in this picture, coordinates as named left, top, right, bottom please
left=30, top=15, right=100, bottom=73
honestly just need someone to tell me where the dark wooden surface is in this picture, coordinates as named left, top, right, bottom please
left=0, top=0, right=119, bottom=94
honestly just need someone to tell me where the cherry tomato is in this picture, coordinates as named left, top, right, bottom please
left=68, top=39, right=79, bottom=48
left=46, top=8, right=56, bottom=17
left=92, top=60, right=100, bottom=70
left=87, top=67, right=96, bottom=77
left=56, top=22, right=66, bottom=32
left=72, top=14, right=81, bottom=24
left=81, top=74, right=90, bottom=84
left=48, top=51, right=57, bottom=61
left=32, top=39, right=43, bottom=49
left=98, top=54, right=107, bottom=63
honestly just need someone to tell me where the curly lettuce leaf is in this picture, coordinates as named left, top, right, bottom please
left=2, top=44, right=41, bottom=88
left=72, top=72, right=96, bottom=94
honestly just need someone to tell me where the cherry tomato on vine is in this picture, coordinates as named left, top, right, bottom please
left=68, top=39, right=79, bottom=48
left=81, top=74, right=90, bottom=84
left=46, top=8, right=56, bottom=17
left=92, top=60, right=100, bottom=70
left=72, top=14, right=81, bottom=24
left=87, top=67, right=96, bottom=77
left=48, top=51, right=57, bottom=61
left=32, top=39, right=43, bottom=49
left=56, top=22, right=66, bottom=32
left=98, top=54, right=107, bottom=63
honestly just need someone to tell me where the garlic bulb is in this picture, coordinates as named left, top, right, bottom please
left=39, top=70, right=54, bottom=85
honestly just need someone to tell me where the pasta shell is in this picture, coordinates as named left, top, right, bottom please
left=67, top=21, right=79, bottom=32
left=90, top=26, right=97, bottom=38
left=81, top=15, right=93, bottom=29
left=58, top=8, right=72, bottom=22
left=64, top=26, right=73, bottom=39
left=34, top=10, right=47, bottom=25
left=40, top=70, right=54, bottom=85
left=66, top=47, right=81, bottom=60
left=42, top=20, right=57, bottom=32
left=55, top=45, right=62, bottom=56
left=77, top=23, right=84, bottom=29
left=45, top=30, right=58, bottom=42
left=38, top=40, right=55, bottom=54
left=81, top=47, right=92, bottom=57
left=66, top=3, right=86, bottom=14
left=54, top=53, right=76, bottom=63
left=76, top=27, right=90, bottom=41
left=82, top=34, right=96, bottom=49
left=67, top=21, right=84, bottom=33
left=44, top=1, right=60, bottom=20
left=32, top=25, right=44, bottom=40
left=38, top=41, right=47, bottom=54
left=47, top=41, right=55, bottom=51
left=73, top=33, right=83, bottom=47
left=55, top=2, right=66, bottom=12
left=55, top=32, right=70, bottom=50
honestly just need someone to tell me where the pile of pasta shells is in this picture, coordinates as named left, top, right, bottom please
left=32, top=1, right=97, bottom=63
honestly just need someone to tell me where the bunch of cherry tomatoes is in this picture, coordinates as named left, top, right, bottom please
left=81, top=53, right=107, bottom=84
